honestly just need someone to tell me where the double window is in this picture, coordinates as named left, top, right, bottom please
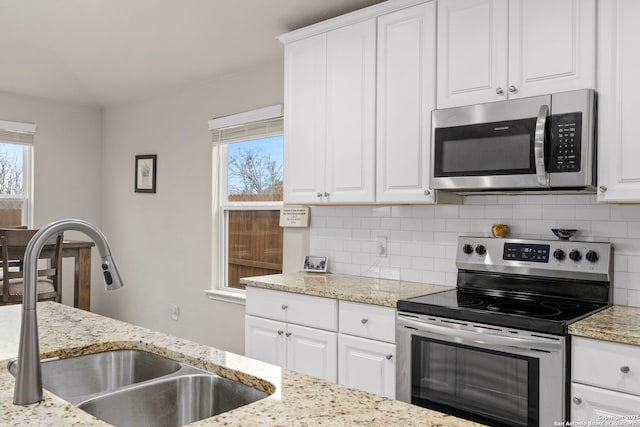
left=208, top=106, right=284, bottom=301
left=0, top=120, right=35, bottom=227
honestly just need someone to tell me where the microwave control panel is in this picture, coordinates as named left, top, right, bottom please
left=549, top=112, right=582, bottom=173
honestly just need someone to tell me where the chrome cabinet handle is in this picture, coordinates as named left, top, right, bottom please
left=508, top=85, right=517, bottom=93
left=281, top=304, right=288, bottom=311
left=424, top=189, right=431, bottom=196
left=277, top=330, right=284, bottom=335
left=573, top=397, right=582, bottom=405
left=496, top=87, right=505, bottom=95
left=385, top=354, right=393, bottom=360
left=620, top=366, right=630, bottom=374
left=361, top=318, right=368, bottom=324
left=324, top=192, right=330, bottom=197
left=534, top=104, right=550, bottom=187
left=316, top=192, right=323, bottom=198
left=285, top=332, right=292, bottom=337
left=599, top=185, right=608, bottom=193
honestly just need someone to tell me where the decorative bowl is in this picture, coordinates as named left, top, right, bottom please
left=551, top=229, right=578, bottom=240
left=491, top=224, right=509, bottom=238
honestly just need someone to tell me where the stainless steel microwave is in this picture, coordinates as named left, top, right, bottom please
left=430, top=89, right=596, bottom=193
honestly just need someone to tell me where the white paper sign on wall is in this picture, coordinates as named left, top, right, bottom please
left=279, top=206, right=310, bottom=227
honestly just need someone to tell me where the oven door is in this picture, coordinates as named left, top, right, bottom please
left=430, top=94, right=551, bottom=191
left=396, top=313, right=565, bottom=427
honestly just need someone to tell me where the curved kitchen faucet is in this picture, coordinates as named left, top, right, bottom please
left=13, top=219, right=124, bottom=405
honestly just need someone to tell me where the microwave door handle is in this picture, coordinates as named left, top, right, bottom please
left=535, top=104, right=550, bottom=187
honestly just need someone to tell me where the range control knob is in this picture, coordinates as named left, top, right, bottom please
left=475, top=245, right=487, bottom=256
left=553, top=249, right=566, bottom=261
left=586, top=250, right=599, bottom=263
left=462, top=244, right=474, bottom=255
left=569, top=250, right=582, bottom=262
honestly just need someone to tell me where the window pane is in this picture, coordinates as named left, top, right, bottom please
left=227, top=136, right=283, bottom=202
left=0, top=143, right=24, bottom=195
left=227, top=210, right=283, bottom=290
left=0, top=143, right=26, bottom=226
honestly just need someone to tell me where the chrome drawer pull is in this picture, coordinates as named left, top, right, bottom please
left=573, top=397, right=582, bottom=405
left=281, top=304, right=288, bottom=311
left=285, top=332, right=292, bottom=337
left=620, top=366, right=630, bottom=374
left=277, top=330, right=284, bottom=335
left=361, top=318, right=368, bottom=324
left=385, top=354, right=393, bottom=360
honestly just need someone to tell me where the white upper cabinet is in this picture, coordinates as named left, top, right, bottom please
left=376, top=2, right=437, bottom=203
left=437, top=0, right=595, bottom=108
left=283, top=34, right=327, bottom=204
left=597, top=0, right=640, bottom=202
left=283, top=20, right=376, bottom=204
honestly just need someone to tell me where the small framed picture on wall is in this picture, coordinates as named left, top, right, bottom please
left=135, top=154, right=157, bottom=193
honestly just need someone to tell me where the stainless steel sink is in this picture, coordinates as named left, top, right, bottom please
left=78, top=374, right=269, bottom=427
left=9, top=349, right=181, bottom=404
left=8, top=349, right=271, bottom=426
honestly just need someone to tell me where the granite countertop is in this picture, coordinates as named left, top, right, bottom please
left=240, top=272, right=451, bottom=307
left=569, top=305, right=640, bottom=346
left=0, top=302, right=484, bottom=426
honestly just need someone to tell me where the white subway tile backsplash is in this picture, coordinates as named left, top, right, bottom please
left=310, top=195, right=640, bottom=308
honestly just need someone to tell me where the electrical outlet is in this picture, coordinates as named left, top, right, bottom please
left=376, top=236, right=387, bottom=257
left=170, top=304, right=180, bottom=321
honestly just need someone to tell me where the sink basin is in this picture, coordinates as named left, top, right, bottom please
left=8, top=348, right=272, bottom=426
left=9, top=349, right=181, bottom=404
left=78, top=374, right=269, bottom=427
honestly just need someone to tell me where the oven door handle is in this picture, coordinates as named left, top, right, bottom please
left=398, top=316, right=562, bottom=352
left=534, top=104, right=550, bottom=187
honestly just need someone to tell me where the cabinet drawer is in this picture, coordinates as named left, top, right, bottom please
left=573, top=337, right=640, bottom=396
left=246, top=287, right=338, bottom=331
left=339, top=301, right=395, bottom=343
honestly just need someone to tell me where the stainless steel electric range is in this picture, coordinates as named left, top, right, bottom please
left=396, top=236, right=613, bottom=427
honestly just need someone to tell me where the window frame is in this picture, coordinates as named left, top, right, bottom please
left=206, top=106, right=283, bottom=304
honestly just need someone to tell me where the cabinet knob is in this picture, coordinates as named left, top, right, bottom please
left=620, top=366, right=631, bottom=374
left=572, top=397, right=582, bottom=405
left=385, top=354, right=393, bottom=360
left=281, top=304, right=288, bottom=311
left=285, top=332, right=292, bottom=337
left=424, top=189, right=431, bottom=196
left=508, top=85, right=517, bottom=93
left=599, top=185, right=608, bottom=193
left=277, top=330, right=284, bottom=335
left=317, top=192, right=323, bottom=198
left=496, top=87, right=505, bottom=95
left=324, top=192, right=330, bottom=197
left=361, top=318, right=368, bottom=324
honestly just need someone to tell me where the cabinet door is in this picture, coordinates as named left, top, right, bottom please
left=283, top=34, right=327, bottom=204
left=437, top=0, right=509, bottom=108
left=338, top=334, right=396, bottom=398
left=508, top=0, right=595, bottom=99
left=376, top=2, right=436, bottom=203
left=325, top=19, right=376, bottom=203
left=286, top=323, right=337, bottom=383
left=597, top=0, right=640, bottom=202
left=244, top=315, right=286, bottom=367
left=572, top=383, right=640, bottom=422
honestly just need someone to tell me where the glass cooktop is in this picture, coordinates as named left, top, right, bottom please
left=397, top=288, right=609, bottom=335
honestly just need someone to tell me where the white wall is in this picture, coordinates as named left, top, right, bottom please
left=310, top=194, right=640, bottom=307
left=98, top=60, right=284, bottom=354
left=0, top=91, right=103, bottom=305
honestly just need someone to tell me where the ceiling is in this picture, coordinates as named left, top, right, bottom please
left=0, top=0, right=384, bottom=108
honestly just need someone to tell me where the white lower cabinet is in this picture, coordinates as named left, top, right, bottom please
left=338, top=334, right=395, bottom=398
left=245, top=287, right=396, bottom=398
left=571, top=336, right=640, bottom=422
left=571, top=383, right=640, bottom=422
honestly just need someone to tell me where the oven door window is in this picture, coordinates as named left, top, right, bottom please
left=433, top=118, right=537, bottom=177
left=411, top=336, right=539, bottom=427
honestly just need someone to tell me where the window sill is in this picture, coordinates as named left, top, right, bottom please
left=204, top=289, right=246, bottom=305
